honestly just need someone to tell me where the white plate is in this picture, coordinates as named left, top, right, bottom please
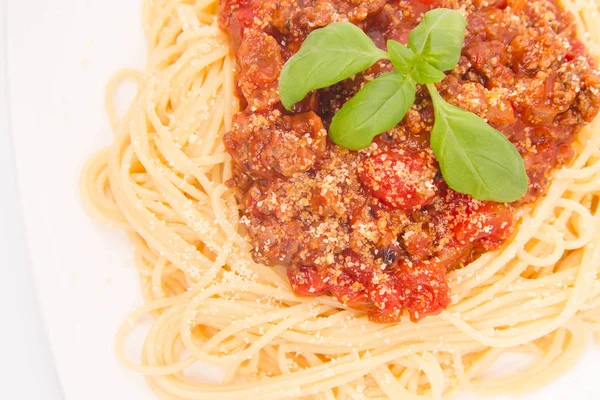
left=6, top=1, right=600, bottom=399
left=0, top=3, right=62, bottom=398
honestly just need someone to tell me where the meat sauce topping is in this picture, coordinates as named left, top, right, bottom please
left=219, top=0, right=600, bottom=322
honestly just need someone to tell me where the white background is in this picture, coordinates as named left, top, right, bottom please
left=1, top=1, right=62, bottom=398
left=3, top=0, right=600, bottom=399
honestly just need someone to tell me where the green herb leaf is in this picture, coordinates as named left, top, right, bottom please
left=389, top=40, right=446, bottom=84
left=279, top=22, right=388, bottom=110
left=411, top=60, right=446, bottom=84
left=329, top=72, right=416, bottom=150
left=387, top=40, right=416, bottom=74
left=427, top=84, right=528, bottom=202
left=408, top=8, right=467, bottom=72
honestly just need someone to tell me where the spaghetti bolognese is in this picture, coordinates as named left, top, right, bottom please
left=82, top=0, right=600, bottom=398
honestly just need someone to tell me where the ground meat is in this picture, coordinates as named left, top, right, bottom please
left=509, top=26, right=569, bottom=73
left=464, top=40, right=514, bottom=87
left=220, top=0, right=600, bottom=323
left=439, top=76, right=488, bottom=115
left=224, top=110, right=327, bottom=179
left=236, top=29, right=283, bottom=110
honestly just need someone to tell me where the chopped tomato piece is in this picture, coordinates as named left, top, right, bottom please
left=401, top=226, right=434, bottom=261
left=398, top=260, right=451, bottom=322
left=448, top=191, right=514, bottom=250
left=327, top=270, right=369, bottom=307
left=288, top=265, right=328, bottom=296
left=358, top=149, right=439, bottom=211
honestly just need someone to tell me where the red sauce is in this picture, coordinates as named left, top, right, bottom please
left=219, top=0, right=600, bottom=322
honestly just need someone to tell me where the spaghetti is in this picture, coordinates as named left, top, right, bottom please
left=81, top=0, right=600, bottom=398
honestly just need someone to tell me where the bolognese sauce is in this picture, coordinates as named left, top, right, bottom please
left=219, top=0, right=600, bottom=322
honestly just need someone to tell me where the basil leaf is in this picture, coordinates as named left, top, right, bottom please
left=279, top=22, right=388, bottom=110
left=427, top=84, right=528, bottom=202
left=408, top=9, right=467, bottom=72
left=389, top=40, right=445, bottom=84
left=387, top=40, right=416, bottom=74
left=329, top=72, right=416, bottom=151
left=411, top=60, right=446, bottom=84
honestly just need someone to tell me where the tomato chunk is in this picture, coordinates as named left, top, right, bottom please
left=398, top=260, right=451, bottom=322
left=288, top=265, right=328, bottom=296
left=448, top=191, right=514, bottom=250
left=358, top=149, right=439, bottom=211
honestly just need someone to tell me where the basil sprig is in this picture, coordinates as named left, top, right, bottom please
left=278, top=9, right=528, bottom=203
